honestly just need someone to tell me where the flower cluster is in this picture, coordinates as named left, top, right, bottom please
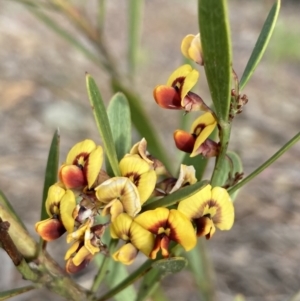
left=153, top=33, right=219, bottom=158
left=35, top=33, right=235, bottom=274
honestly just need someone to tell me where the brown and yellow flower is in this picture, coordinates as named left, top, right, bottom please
left=181, top=33, right=203, bottom=65
left=59, top=139, right=103, bottom=190
left=134, top=207, right=196, bottom=259
left=174, top=112, right=217, bottom=157
left=153, top=64, right=209, bottom=112
left=95, top=177, right=141, bottom=220
left=110, top=213, right=154, bottom=265
left=178, top=184, right=234, bottom=239
left=35, top=184, right=76, bottom=241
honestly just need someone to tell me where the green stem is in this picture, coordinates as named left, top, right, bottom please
left=90, top=239, right=117, bottom=293
left=96, top=259, right=153, bottom=301
left=128, top=0, right=144, bottom=78
left=228, top=131, right=300, bottom=195
left=90, top=255, right=110, bottom=293
left=211, top=122, right=232, bottom=187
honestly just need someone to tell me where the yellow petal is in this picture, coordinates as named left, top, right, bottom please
left=188, top=34, right=203, bottom=65
left=134, top=207, right=169, bottom=233
left=130, top=221, right=154, bottom=256
left=66, top=222, right=89, bottom=243
left=65, top=241, right=80, bottom=260
left=102, top=199, right=124, bottom=221
left=180, top=68, right=199, bottom=102
left=211, top=187, right=234, bottom=230
left=72, top=245, right=92, bottom=266
left=166, top=64, right=193, bottom=87
left=190, top=113, right=217, bottom=156
left=110, top=213, right=133, bottom=241
left=178, top=184, right=212, bottom=219
left=84, top=229, right=100, bottom=255
left=95, top=177, right=141, bottom=217
left=112, top=243, right=138, bottom=265
left=136, top=170, right=156, bottom=204
left=181, top=34, right=195, bottom=59
left=85, top=146, right=103, bottom=188
left=168, top=209, right=196, bottom=251
left=120, top=155, right=156, bottom=203
left=45, top=184, right=66, bottom=216
left=65, top=139, right=96, bottom=165
left=60, top=189, right=76, bottom=233
left=119, top=154, right=151, bottom=177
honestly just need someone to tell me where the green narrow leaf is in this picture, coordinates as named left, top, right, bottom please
left=198, top=0, right=232, bottom=122
left=142, top=180, right=208, bottom=211
left=40, top=129, right=60, bottom=221
left=86, top=74, right=121, bottom=176
left=111, top=79, right=171, bottom=173
left=107, top=92, right=131, bottom=161
left=239, top=0, right=281, bottom=90
left=0, top=190, right=26, bottom=230
left=39, top=129, right=60, bottom=249
left=218, top=151, right=243, bottom=201
left=128, top=0, right=144, bottom=77
left=0, top=286, right=35, bottom=300
left=185, top=238, right=215, bottom=301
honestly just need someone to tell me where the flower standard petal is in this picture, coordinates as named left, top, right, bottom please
left=45, top=184, right=66, bottom=216
left=84, top=146, right=103, bottom=188
left=181, top=34, right=195, bottom=58
left=181, top=69, right=199, bottom=103
left=166, top=64, right=193, bottom=87
left=168, top=209, right=196, bottom=251
left=178, top=184, right=212, bottom=220
left=190, top=112, right=217, bottom=155
left=60, top=189, right=76, bottom=233
left=181, top=34, right=203, bottom=65
left=211, top=187, right=234, bottom=230
left=134, top=207, right=169, bottom=234
left=66, top=139, right=96, bottom=165
left=119, top=155, right=157, bottom=204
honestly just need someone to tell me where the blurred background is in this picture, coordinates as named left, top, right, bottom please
left=0, top=0, right=300, bottom=300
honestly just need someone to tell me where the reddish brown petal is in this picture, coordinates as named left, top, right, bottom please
left=173, top=130, right=196, bottom=153
left=60, top=165, right=86, bottom=189
left=153, top=85, right=182, bottom=110
left=35, top=217, right=66, bottom=241
left=65, top=255, right=93, bottom=274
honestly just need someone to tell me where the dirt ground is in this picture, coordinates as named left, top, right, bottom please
left=0, top=1, right=300, bottom=301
